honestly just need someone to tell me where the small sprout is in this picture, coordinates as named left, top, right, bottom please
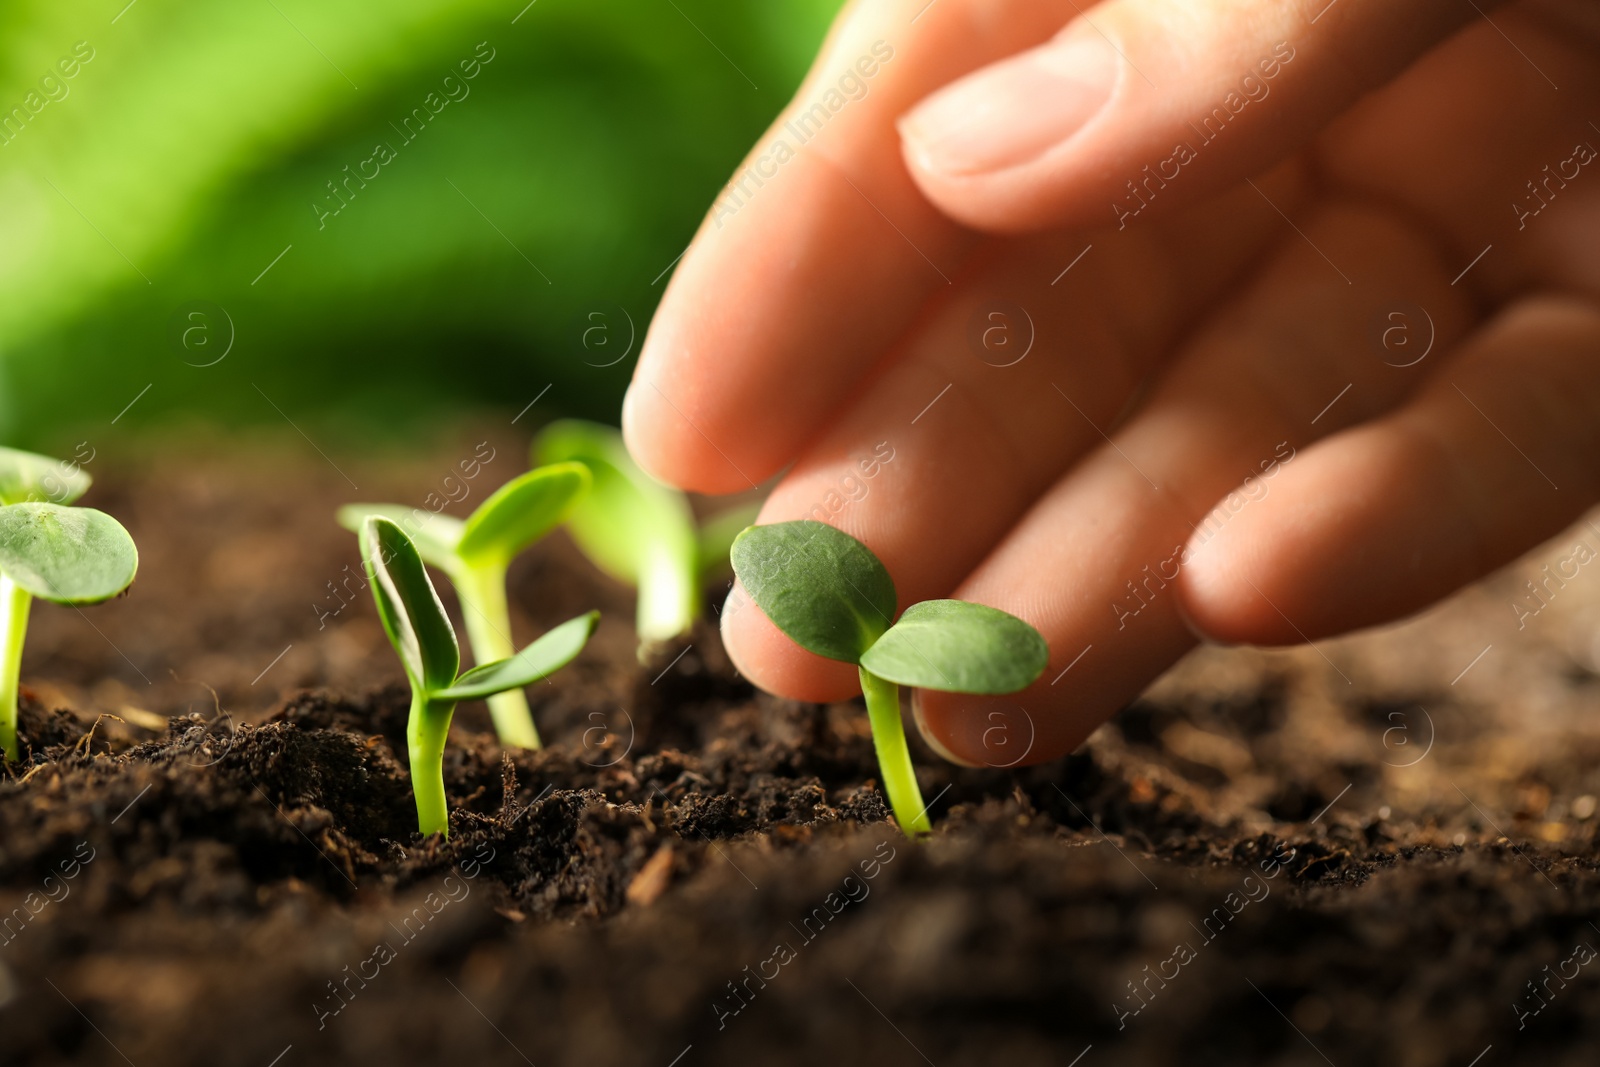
left=534, top=420, right=757, bottom=654
left=730, top=520, right=1047, bottom=836
left=0, top=447, right=137, bottom=761
left=359, top=516, right=597, bottom=836
left=338, top=462, right=590, bottom=749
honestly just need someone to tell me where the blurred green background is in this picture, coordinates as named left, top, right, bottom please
left=0, top=0, right=839, bottom=450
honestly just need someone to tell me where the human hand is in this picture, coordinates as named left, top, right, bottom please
left=622, top=0, right=1600, bottom=767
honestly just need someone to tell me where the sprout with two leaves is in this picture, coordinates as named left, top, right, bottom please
left=730, top=520, right=1048, bottom=836
left=338, top=462, right=589, bottom=749
left=359, top=516, right=597, bottom=836
left=534, top=420, right=754, bottom=656
left=0, top=448, right=138, bottom=761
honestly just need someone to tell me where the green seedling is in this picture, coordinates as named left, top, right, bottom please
left=0, top=447, right=138, bottom=761
left=338, top=462, right=590, bottom=749
left=730, top=520, right=1048, bottom=836
left=534, top=420, right=756, bottom=653
left=359, top=516, right=597, bottom=836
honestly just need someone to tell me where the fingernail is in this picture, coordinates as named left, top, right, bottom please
left=619, top=382, right=657, bottom=476
left=898, top=27, right=1118, bottom=176
left=1170, top=588, right=1230, bottom=647
left=911, top=691, right=982, bottom=767
left=620, top=382, right=640, bottom=440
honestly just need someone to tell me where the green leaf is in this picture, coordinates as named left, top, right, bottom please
left=434, top=611, right=599, bottom=701
left=730, top=521, right=895, bottom=664
left=697, top=501, right=761, bottom=581
left=337, top=504, right=463, bottom=568
left=455, top=463, right=590, bottom=567
left=0, top=503, right=137, bottom=604
left=0, top=447, right=90, bottom=506
left=534, top=420, right=696, bottom=584
left=534, top=420, right=698, bottom=642
left=359, top=517, right=459, bottom=693
left=859, top=600, right=1049, bottom=694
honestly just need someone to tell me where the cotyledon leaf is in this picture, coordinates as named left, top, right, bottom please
left=0, top=503, right=137, bottom=604
left=534, top=420, right=699, bottom=642
left=455, top=463, right=590, bottom=567
left=0, top=447, right=90, bottom=506
left=730, top=520, right=896, bottom=664
left=533, top=420, right=696, bottom=587
left=859, top=599, right=1049, bottom=694
left=359, top=516, right=459, bottom=693
left=434, top=611, right=599, bottom=701
left=336, top=504, right=464, bottom=569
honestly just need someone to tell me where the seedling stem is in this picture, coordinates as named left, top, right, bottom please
left=535, top=420, right=755, bottom=656
left=0, top=448, right=138, bottom=762
left=338, top=461, right=591, bottom=750
left=358, top=516, right=597, bottom=836
left=407, top=694, right=456, bottom=836
left=0, top=576, right=32, bottom=761
left=730, top=520, right=1047, bottom=836
left=452, top=562, right=537, bottom=749
left=859, top=668, right=930, bottom=835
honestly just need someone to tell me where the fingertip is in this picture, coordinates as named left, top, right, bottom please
left=896, top=143, right=1044, bottom=235
left=619, top=372, right=692, bottom=489
left=895, top=25, right=1120, bottom=234
left=619, top=368, right=753, bottom=495
left=909, top=691, right=981, bottom=768
left=906, top=690, right=991, bottom=766
left=1176, top=428, right=1449, bottom=647
left=912, top=688, right=1073, bottom=769
left=619, top=380, right=650, bottom=466
left=1174, top=525, right=1296, bottom=646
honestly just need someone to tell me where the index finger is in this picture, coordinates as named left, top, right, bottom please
left=622, top=0, right=1078, bottom=493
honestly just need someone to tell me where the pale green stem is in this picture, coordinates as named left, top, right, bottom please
left=453, top=562, right=540, bottom=749
left=408, top=691, right=456, bottom=837
left=637, top=543, right=696, bottom=649
left=859, top=667, right=931, bottom=836
left=0, top=575, right=32, bottom=762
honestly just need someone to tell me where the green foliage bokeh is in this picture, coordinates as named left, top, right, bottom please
left=0, top=0, right=839, bottom=447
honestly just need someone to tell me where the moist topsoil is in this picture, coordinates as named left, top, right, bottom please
left=2, top=432, right=1599, bottom=1066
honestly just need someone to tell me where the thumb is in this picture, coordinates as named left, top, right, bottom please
left=896, top=0, right=1494, bottom=233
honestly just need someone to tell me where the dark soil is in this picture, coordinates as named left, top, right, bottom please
left=3, top=430, right=1600, bottom=1066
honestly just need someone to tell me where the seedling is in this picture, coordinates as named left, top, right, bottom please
left=338, top=462, right=590, bottom=749
left=730, top=520, right=1048, bottom=835
left=359, top=516, right=597, bottom=836
left=534, top=420, right=755, bottom=653
left=0, top=447, right=138, bottom=761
